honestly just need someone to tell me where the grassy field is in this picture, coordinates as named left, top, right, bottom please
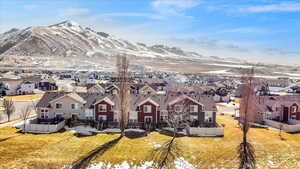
left=1, top=115, right=300, bottom=169
left=4, top=94, right=44, bottom=101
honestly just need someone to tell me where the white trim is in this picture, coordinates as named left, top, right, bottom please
left=49, top=93, right=86, bottom=104
left=138, top=98, right=159, bottom=107
left=93, top=97, right=115, bottom=106
left=168, top=95, right=204, bottom=107
left=140, top=85, right=156, bottom=93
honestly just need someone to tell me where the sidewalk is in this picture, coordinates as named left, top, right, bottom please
left=0, top=114, right=36, bottom=128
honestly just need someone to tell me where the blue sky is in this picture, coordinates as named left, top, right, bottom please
left=0, top=0, right=300, bottom=64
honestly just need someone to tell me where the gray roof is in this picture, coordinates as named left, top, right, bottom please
left=37, top=92, right=217, bottom=112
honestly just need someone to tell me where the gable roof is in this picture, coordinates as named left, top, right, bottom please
left=137, top=97, right=159, bottom=107
left=49, top=92, right=86, bottom=104
left=168, top=95, right=204, bottom=107
left=93, top=96, right=115, bottom=106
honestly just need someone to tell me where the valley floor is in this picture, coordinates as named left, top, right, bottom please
left=1, top=115, right=300, bottom=169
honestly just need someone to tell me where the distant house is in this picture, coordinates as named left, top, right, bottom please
left=105, top=84, right=119, bottom=94
left=139, top=84, right=157, bottom=95
left=86, top=83, right=106, bottom=94
left=16, top=81, right=36, bottom=95
left=0, top=82, right=8, bottom=97
left=38, top=79, right=58, bottom=91
left=0, top=78, right=23, bottom=96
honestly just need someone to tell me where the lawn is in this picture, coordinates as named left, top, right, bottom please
left=1, top=115, right=300, bottom=169
left=4, top=94, right=44, bottom=101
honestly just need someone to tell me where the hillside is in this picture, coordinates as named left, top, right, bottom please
left=0, top=21, right=207, bottom=60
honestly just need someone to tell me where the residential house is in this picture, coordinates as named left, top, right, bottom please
left=36, top=92, right=87, bottom=123
left=86, top=83, right=106, bottom=94
left=36, top=92, right=219, bottom=129
left=38, top=79, right=58, bottom=91
left=16, top=81, right=36, bottom=95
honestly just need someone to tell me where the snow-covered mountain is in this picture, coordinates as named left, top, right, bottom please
left=0, top=20, right=207, bottom=60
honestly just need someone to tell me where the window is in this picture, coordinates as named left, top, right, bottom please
left=56, top=103, right=62, bottom=109
left=86, top=116, right=93, bottom=120
left=291, top=105, right=298, bottom=113
left=129, top=119, right=137, bottom=123
left=45, top=113, right=49, bottom=119
left=190, top=105, right=198, bottom=113
left=144, top=105, right=152, bottom=113
left=99, top=104, right=107, bottom=112
left=205, top=112, right=213, bottom=123
left=41, top=113, right=45, bottom=119
left=160, top=115, right=168, bottom=121
left=41, top=109, right=44, bottom=112
left=71, top=103, right=78, bottom=110
left=85, top=110, right=93, bottom=118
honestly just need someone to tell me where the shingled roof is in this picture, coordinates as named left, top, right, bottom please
left=37, top=92, right=217, bottom=112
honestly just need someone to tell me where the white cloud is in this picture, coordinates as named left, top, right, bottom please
left=210, top=2, right=300, bottom=13
left=101, top=12, right=164, bottom=20
left=152, top=0, right=200, bottom=16
left=241, top=2, right=300, bottom=13
left=59, top=8, right=90, bottom=17
left=24, top=4, right=39, bottom=10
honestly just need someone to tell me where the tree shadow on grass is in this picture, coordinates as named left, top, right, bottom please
left=125, top=130, right=147, bottom=139
left=149, top=137, right=184, bottom=169
left=0, top=135, right=21, bottom=142
left=71, top=135, right=123, bottom=169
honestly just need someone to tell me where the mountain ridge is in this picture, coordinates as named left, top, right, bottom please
left=0, top=20, right=230, bottom=62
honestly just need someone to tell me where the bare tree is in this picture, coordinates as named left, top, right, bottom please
left=3, top=98, right=15, bottom=122
left=117, top=55, right=131, bottom=137
left=152, top=95, right=189, bottom=169
left=20, top=105, right=32, bottom=133
left=238, top=67, right=256, bottom=169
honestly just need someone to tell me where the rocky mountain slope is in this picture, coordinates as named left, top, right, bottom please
left=0, top=21, right=207, bottom=60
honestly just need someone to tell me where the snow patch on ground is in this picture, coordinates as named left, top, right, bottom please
left=205, top=70, right=230, bottom=74
left=174, top=157, right=195, bottom=169
left=208, top=63, right=252, bottom=68
left=87, top=161, right=154, bottom=169
left=87, top=159, right=194, bottom=169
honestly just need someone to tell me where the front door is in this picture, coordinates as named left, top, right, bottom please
left=98, top=115, right=107, bottom=121
left=283, top=107, right=289, bottom=122
left=72, top=114, right=78, bottom=120
left=145, top=116, right=152, bottom=124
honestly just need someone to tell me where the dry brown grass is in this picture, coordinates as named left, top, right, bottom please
left=1, top=115, right=300, bottom=168
left=4, top=94, right=44, bottom=101
left=0, top=127, right=119, bottom=169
